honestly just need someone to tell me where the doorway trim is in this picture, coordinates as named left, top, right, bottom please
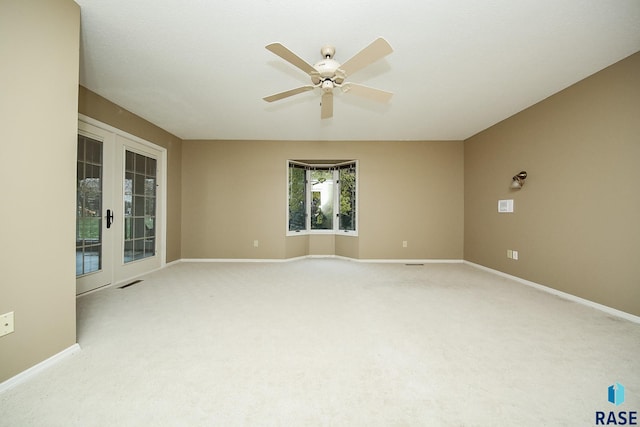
left=78, top=114, right=168, bottom=288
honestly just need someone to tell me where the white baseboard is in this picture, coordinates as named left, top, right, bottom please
left=178, top=256, right=464, bottom=264
left=179, top=256, right=307, bottom=263
left=0, top=343, right=81, bottom=394
left=164, top=259, right=182, bottom=268
left=464, top=261, right=640, bottom=324
left=353, top=258, right=463, bottom=264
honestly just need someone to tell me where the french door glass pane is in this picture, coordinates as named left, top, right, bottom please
left=124, top=150, right=156, bottom=263
left=76, top=135, right=103, bottom=276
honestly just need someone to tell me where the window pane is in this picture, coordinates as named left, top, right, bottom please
left=124, top=172, right=133, bottom=215
left=144, top=177, right=156, bottom=196
left=134, top=239, right=145, bottom=260
left=146, top=158, right=156, bottom=175
left=144, top=237, right=155, bottom=256
left=76, top=135, right=103, bottom=276
left=339, top=165, right=356, bottom=231
left=84, top=246, right=101, bottom=273
left=124, top=150, right=156, bottom=263
left=311, top=170, right=333, bottom=230
left=145, top=197, right=155, bottom=216
left=76, top=248, right=83, bottom=275
left=124, top=240, right=134, bottom=263
left=85, top=139, right=102, bottom=164
left=77, top=140, right=85, bottom=161
left=135, top=153, right=146, bottom=174
left=124, top=217, right=133, bottom=240
left=288, top=165, right=306, bottom=231
left=134, top=217, right=145, bottom=239
left=77, top=217, right=101, bottom=244
left=134, top=173, right=145, bottom=195
left=125, top=151, right=135, bottom=172
left=133, top=195, right=145, bottom=216
left=145, top=217, right=155, bottom=237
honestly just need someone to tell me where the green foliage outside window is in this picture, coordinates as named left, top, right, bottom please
left=288, top=165, right=306, bottom=231
left=339, top=167, right=356, bottom=231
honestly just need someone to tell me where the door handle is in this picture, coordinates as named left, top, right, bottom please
left=106, top=209, right=114, bottom=229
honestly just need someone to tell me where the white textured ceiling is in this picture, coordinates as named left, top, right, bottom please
left=77, top=0, right=640, bottom=141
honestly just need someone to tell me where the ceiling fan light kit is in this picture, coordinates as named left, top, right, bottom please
left=263, top=37, right=394, bottom=119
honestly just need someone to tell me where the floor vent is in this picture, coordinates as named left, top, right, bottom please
left=405, top=263, right=424, bottom=266
left=119, top=280, right=143, bottom=289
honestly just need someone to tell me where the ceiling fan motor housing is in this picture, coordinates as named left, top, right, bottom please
left=314, top=58, right=341, bottom=78
left=314, top=56, right=345, bottom=86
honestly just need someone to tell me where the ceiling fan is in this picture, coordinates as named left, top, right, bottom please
left=263, top=37, right=393, bottom=119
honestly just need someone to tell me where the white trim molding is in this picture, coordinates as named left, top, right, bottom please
left=179, top=257, right=309, bottom=263
left=464, top=261, right=640, bottom=324
left=178, top=256, right=464, bottom=264
left=0, top=344, right=81, bottom=393
left=353, top=258, right=463, bottom=264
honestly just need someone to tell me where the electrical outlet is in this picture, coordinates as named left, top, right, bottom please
left=253, top=240, right=259, bottom=248
left=0, top=312, right=14, bottom=337
left=402, top=241, right=408, bottom=248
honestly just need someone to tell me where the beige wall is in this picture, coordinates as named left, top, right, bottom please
left=464, top=52, right=640, bottom=316
left=181, top=140, right=464, bottom=260
left=0, top=0, right=80, bottom=382
left=78, top=87, right=183, bottom=263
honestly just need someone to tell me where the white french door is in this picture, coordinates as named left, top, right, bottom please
left=76, top=119, right=165, bottom=294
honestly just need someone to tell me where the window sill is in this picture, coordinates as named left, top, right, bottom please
left=286, top=230, right=358, bottom=237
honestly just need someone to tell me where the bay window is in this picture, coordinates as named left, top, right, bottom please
left=287, top=160, right=357, bottom=236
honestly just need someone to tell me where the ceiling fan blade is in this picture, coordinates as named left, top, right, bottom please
left=341, top=83, right=393, bottom=103
left=321, top=92, right=333, bottom=119
left=263, top=85, right=315, bottom=102
left=339, top=37, right=393, bottom=77
left=266, top=42, right=318, bottom=76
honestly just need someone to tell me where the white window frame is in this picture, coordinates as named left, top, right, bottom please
left=286, top=160, right=358, bottom=237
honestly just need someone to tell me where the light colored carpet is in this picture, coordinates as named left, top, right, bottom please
left=1, top=259, right=639, bottom=426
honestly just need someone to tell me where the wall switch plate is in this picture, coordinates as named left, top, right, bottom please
left=0, top=312, right=14, bottom=337
left=253, top=240, right=259, bottom=248
left=402, top=241, right=408, bottom=248
left=512, top=250, right=519, bottom=260
left=507, top=250, right=513, bottom=259
left=498, top=199, right=514, bottom=213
